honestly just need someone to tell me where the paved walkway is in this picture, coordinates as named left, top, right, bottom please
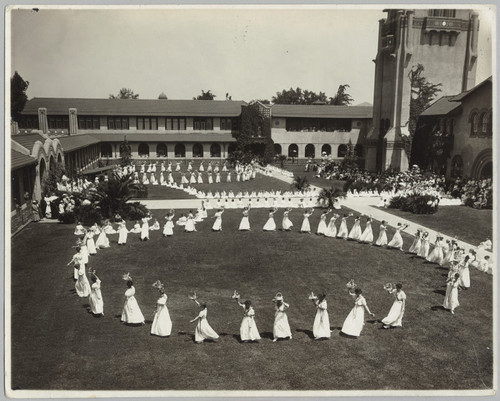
left=136, top=170, right=493, bottom=259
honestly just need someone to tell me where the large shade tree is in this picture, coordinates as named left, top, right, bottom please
left=193, top=90, right=216, bottom=100
left=109, top=88, right=139, bottom=99
left=11, top=71, right=29, bottom=122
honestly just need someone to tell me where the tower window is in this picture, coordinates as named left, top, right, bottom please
left=428, top=9, right=456, bottom=18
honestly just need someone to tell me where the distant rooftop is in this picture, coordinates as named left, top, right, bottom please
left=271, top=104, right=373, bottom=119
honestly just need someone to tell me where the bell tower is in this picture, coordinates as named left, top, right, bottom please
left=366, top=9, right=479, bottom=172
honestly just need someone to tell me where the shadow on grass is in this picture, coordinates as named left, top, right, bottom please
left=295, top=328, right=314, bottom=339
left=433, top=289, right=446, bottom=296
left=260, top=331, right=274, bottom=340
left=339, top=331, right=357, bottom=339
left=430, top=305, right=447, bottom=312
left=232, top=334, right=260, bottom=343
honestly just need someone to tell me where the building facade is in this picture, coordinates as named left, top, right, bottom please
left=414, top=76, right=492, bottom=179
left=366, top=8, right=480, bottom=172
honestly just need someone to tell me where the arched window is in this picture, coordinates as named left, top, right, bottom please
left=156, top=143, right=167, bottom=157
left=210, top=144, right=221, bottom=157
left=481, top=112, right=489, bottom=136
left=49, top=155, right=56, bottom=172
left=487, top=111, right=492, bottom=136
left=39, top=158, right=46, bottom=182
left=470, top=112, right=479, bottom=136
left=450, top=155, right=463, bottom=178
left=192, top=143, right=203, bottom=158
left=100, top=143, right=113, bottom=158
left=57, top=153, right=62, bottom=164
left=288, top=144, right=298, bottom=158
left=274, top=144, right=282, bottom=155
left=305, top=144, right=315, bottom=158
left=138, top=143, right=150, bottom=157
left=174, top=143, right=185, bottom=158
left=321, top=144, right=331, bottom=155
left=354, top=144, right=363, bottom=157
left=480, top=161, right=493, bottom=179
left=338, top=144, right=348, bottom=157
left=227, top=144, right=237, bottom=155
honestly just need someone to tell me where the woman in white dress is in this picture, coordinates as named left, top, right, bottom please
left=215, top=172, right=221, bottom=183
left=74, top=222, right=85, bottom=236
left=324, top=213, right=338, bottom=238
left=212, top=208, right=224, bottom=232
left=311, top=293, right=330, bottom=340
left=190, top=297, right=219, bottom=344
left=427, top=235, right=444, bottom=264
left=263, top=208, right=278, bottom=231
left=86, top=229, right=97, bottom=255
left=282, top=209, right=293, bottom=231
left=68, top=247, right=85, bottom=280
left=238, top=207, right=251, bottom=231
left=358, top=217, right=373, bottom=244
left=375, top=221, right=388, bottom=246
left=387, top=223, right=408, bottom=250
left=300, top=209, right=313, bottom=233
left=226, top=171, right=232, bottom=183
left=336, top=214, right=351, bottom=239
left=417, top=232, right=430, bottom=258
left=89, top=272, right=104, bottom=316
left=130, top=221, right=141, bottom=234
left=458, top=256, right=471, bottom=289
left=341, top=288, right=375, bottom=338
left=117, top=220, right=128, bottom=245
left=316, top=210, right=330, bottom=235
left=443, top=273, right=460, bottom=314
left=95, top=228, right=110, bottom=249
left=189, top=172, right=196, bottom=184
left=184, top=211, right=197, bottom=232
left=199, top=162, right=205, bottom=172
left=163, top=211, right=175, bottom=236
left=140, top=215, right=151, bottom=241
left=151, top=282, right=172, bottom=337
left=121, top=278, right=145, bottom=325
left=181, top=173, right=188, bottom=184
left=408, top=230, right=422, bottom=254
left=235, top=297, right=261, bottom=342
left=381, top=284, right=405, bottom=329
left=208, top=173, right=213, bottom=184
left=348, top=215, right=362, bottom=240
left=272, top=294, right=292, bottom=342
left=207, top=162, right=213, bottom=172
left=197, top=171, right=203, bottom=184
left=187, top=161, right=193, bottom=172
left=150, top=219, right=161, bottom=231
left=75, top=267, right=91, bottom=298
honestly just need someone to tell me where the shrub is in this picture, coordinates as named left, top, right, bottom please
left=78, top=204, right=103, bottom=226
left=124, top=202, right=149, bottom=221
left=389, top=194, right=439, bottom=214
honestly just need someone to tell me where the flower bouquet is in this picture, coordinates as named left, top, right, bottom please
left=308, top=291, right=317, bottom=300
left=122, top=272, right=132, bottom=281
left=272, top=292, right=284, bottom=302
left=346, top=279, right=357, bottom=289
left=152, top=280, right=164, bottom=291
left=188, top=292, right=197, bottom=300
left=383, top=283, right=394, bottom=292
left=88, top=267, right=96, bottom=276
left=231, top=290, right=240, bottom=300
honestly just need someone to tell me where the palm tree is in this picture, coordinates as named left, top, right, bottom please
left=318, top=186, right=346, bottom=209
left=291, top=175, right=310, bottom=192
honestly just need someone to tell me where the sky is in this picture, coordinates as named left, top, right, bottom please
left=8, top=6, right=494, bottom=105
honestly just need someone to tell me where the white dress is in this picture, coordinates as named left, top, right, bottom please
left=238, top=211, right=250, bottom=231
left=194, top=308, right=219, bottom=343
left=348, top=219, right=362, bottom=240
left=388, top=228, right=404, bottom=249
left=381, top=290, right=406, bottom=327
left=300, top=212, right=312, bottom=233
left=95, top=230, right=110, bottom=249
left=337, top=217, right=349, bottom=239
left=140, top=217, right=150, bottom=240
left=74, top=224, right=85, bottom=235
left=163, top=216, right=174, bottom=236
left=151, top=294, right=172, bottom=337
left=273, top=303, right=292, bottom=339
left=121, top=286, right=145, bottom=324
left=313, top=299, right=331, bottom=339
left=184, top=215, right=196, bottom=232
left=118, top=221, right=128, bottom=245
left=324, top=217, right=338, bottom=238
left=427, top=240, right=444, bottom=264
left=130, top=223, right=141, bottom=234
left=459, top=262, right=471, bottom=288
left=86, top=232, right=97, bottom=254
left=75, top=269, right=91, bottom=297
left=341, top=295, right=368, bottom=337
left=212, top=211, right=223, bottom=231
left=408, top=234, right=422, bottom=254
left=263, top=212, right=277, bottom=231
left=282, top=211, right=293, bottom=231
left=316, top=214, right=328, bottom=235
left=359, top=221, right=373, bottom=243
left=443, top=280, right=459, bottom=311
left=240, top=306, right=261, bottom=341
left=417, top=238, right=430, bottom=258
left=375, top=225, right=388, bottom=246
left=89, top=279, right=104, bottom=314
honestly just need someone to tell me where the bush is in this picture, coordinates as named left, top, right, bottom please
left=130, top=184, right=148, bottom=199
left=389, top=194, right=439, bottom=214
left=124, top=202, right=149, bottom=221
left=78, top=204, right=103, bottom=226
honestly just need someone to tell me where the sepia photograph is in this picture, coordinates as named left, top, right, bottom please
left=6, top=4, right=496, bottom=397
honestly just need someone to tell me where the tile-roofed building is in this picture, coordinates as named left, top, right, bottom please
left=271, top=104, right=372, bottom=119
left=11, top=148, right=36, bottom=170
left=419, top=96, right=461, bottom=117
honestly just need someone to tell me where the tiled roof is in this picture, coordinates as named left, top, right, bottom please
left=58, top=135, right=101, bottom=152
left=451, top=76, right=492, bottom=101
left=90, top=133, right=237, bottom=143
left=271, top=104, right=372, bottom=119
left=11, top=149, right=37, bottom=170
left=420, top=96, right=461, bottom=117
left=22, top=98, right=247, bottom=117
left=11, top=133, right=46, bottom=151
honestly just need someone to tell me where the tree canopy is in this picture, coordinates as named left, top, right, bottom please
left=11, top=71, right=29, bottom=122
left=272, top=85, right=353, bottom=105
left=109, top=88, right=139, bottom=99
left=193, top=90, right=216, bottom=100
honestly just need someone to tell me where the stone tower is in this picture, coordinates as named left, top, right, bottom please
left=366, top=9, right=479, bottom=172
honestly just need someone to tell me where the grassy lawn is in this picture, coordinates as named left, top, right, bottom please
left=378, top=206, right=493, bottom=246
left=10, top=208, right=493, bottom=391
